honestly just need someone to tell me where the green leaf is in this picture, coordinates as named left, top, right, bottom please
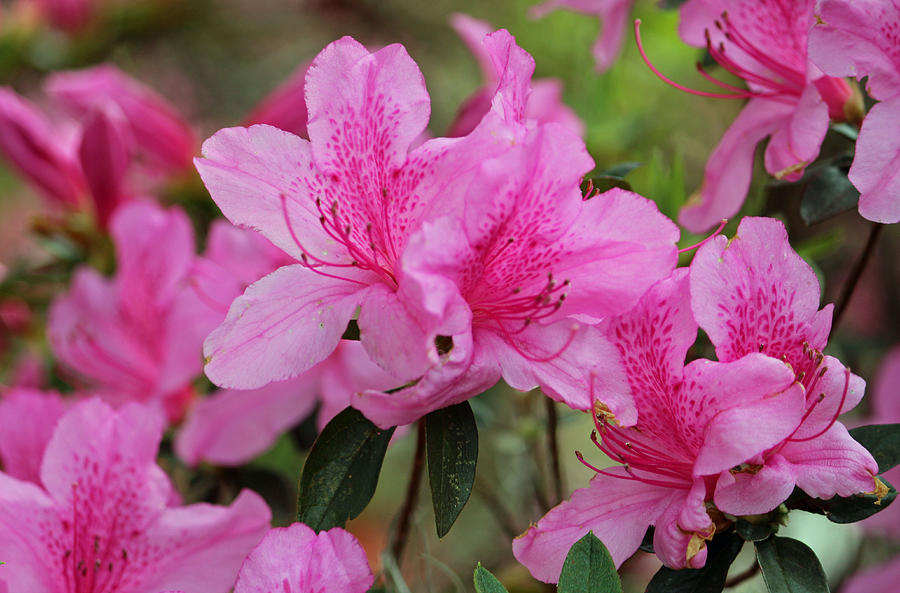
left=341, top=319, right=361, bottom=341
left=755, top=536, right=829, bottom=593
left=297, top=407, right=395, bottom=531
left=849, top=424, right=900, bottom=473
left=735, top=518, right=778, bottom=542
left=473, top=563, right=509, bottom=593
left=558, top=532, right=622, bottom=593
left=785, top=479, right=897, bottom=524
left=645, top=531, right=744, bottom=593
left=425, top=401, right=478, bottom=538
left=799, top=156, right=859, bottom=225
left=599, top=162, right=643, bottom=178
left=657, top=0, right=689, bottom=8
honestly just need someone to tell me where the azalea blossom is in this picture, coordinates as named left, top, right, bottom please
left=197, top=32, right=678, bottom=428
left=513, top=218, right=880, bottom=581
left=48, top=201, right=221, bottom=421
left=639, top=0, right=863, bottom=232
left=530, top=0, right=634, bottom=73
left=164, top=522, right=372, bottom=593
left=447, top=13, right=584, bottom=137
left=0, top=398, right=271, bottom=593
left=809, top=0, right=900, bottom=223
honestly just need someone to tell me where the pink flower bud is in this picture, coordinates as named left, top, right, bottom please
left=76, top=104, right=133, bottom=229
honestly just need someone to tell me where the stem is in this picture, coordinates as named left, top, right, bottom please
left=390, top=421, right=426, bottom=566
left=833, top=222, right=883, bottom=331
left=474, top=481, right=520, bottom=539
left=725, top=561, right=760, bottom=588
left=545, top=398, right=564, bottom=504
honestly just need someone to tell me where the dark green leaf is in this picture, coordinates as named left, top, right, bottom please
left=645, top=531, right=744, bottom=593
left=558, top=532, right=622, bottom=593
left=600, top=162, right=643, bottom=178
left=297, top=407, right=395, bottom=531
left=341, top=319, right=361, bottom=341
left=830, top=122, right=859, bottom=141
left=735, top=518, right=777, bottom=542
left=474, top=563, right=509, bottom=593
left=584, top=163, right=643, bottom=196
left=755, top=536, right=829, bottom=593
left=639, top=526, right=655, bottom=553
left=426, top=402, right=478, bottom=538
left=799, top=157, right=859, bottom=225
left=785, top=479, right=897, bottom=524
left=657, top=0, right=689, bottom=8
left=849, top=424, right=900, bottom=473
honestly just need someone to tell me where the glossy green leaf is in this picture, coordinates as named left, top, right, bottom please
left=755, top=536, right=829, bottom=593
left=785, top=479, right=897, bottom=524
left=735, top=518, right=778, bottom=542
left=799, top=156, right=859, bottom=225
left=645, top=531, right=744, bottom=593
left=297, top=407, right=395, bottom=531
left=473, top=563, right=509, bottom=593
left=850, top=423, right=900, bottom=473
left=426, top=401, right=478, bottom=538
left=558, top=532, right=622, bottom=593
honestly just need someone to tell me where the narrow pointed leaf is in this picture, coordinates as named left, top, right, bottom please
left=799, top=157, right=859, bottom=225
left=785, top=479, right=897, bottom=523
left=558, top=531, right=622, bottom=593
left=297, top=406, right=395, bottom=531
left=426, top=401, right=478, bottom=538
left=645, top=531, right=744, bottom=593
left=755, top=536, right=829, bottom=593
left=474, top=563, right=509, bottom=593
left=849, top=423, right=900, bottom=473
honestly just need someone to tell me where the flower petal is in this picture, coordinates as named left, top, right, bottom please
left=850, top=97, right=900, bottom=223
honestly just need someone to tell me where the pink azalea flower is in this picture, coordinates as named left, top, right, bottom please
left=447, top=13, right=585, bottom=137
left=47, top=64, right=197, bottom=177
left=0, top=398, right=271, bottom=593
left=196, top=33, right=678, bottom=428
left=164, top=522, right=372, bottom=593
left=530, top=0, right=634, bottom=73
left=513, top=218, right=880, bottom=581
left=653, top=0, right=863, bottom=232
left=809, top=0, right=900, bottom=223
left=48, top=201, right=220, bottom=422
left=0, top=388, right=66, bottom=484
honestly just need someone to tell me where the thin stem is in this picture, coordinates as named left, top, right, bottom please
left=545, top=398, right=564, bottom=504
left=473, top=481, right=520, bottom=539
left=725, top=561, right=760, bottom=588
left=833, top=222, right=883, bottom=331
left=391, top=421, right=426, bottom=566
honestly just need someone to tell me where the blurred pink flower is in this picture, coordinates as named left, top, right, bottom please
left=164, top=522, right=372, bottom=593
left=809, top=0, right=900, bottom=223
left=0, top=398, right=271, bottom=593
left=514, top=218, right=880, bottom=581
left=47, top=64, right=197, bottom=177
left=48, top=201, right=220, bottom=422
left=35, top=0, right=92, bottom=32
left=0, top=388, right=66, bottom=484
left=447, top=13, right=584, bottom=137
left=530, top=0, right=634, bottom=73
left=243, top=62, right=311, bottom=138
left=661, top=0, right=862, bottom=232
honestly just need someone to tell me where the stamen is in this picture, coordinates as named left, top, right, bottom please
left=789, top=367, right=852, bottom=443
left=500, top=323, right=578, bottom=363
left=677, top=219, right=728, bottom=254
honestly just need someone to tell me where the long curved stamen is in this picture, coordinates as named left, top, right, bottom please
left=678, top=219, right=728, bottom=254
left=718, top=13, right=805, bottom=90
left=634, top=19, right=752, bottom=100
left=789, top=367, right=852, bottom=443
left=500, top=323, right=578, bottom=363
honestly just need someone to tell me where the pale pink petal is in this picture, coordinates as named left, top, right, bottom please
left=778, top=423, right=879, bottom=499
left=713, top=454, right=796, bottom=515
left=46, top=64, right=196, bottom=175
left=513, top=468, right=678, bottom=582
left=0, top=472, right=57, bottom=593
left=175, top=376, right=319, bottom=466
left=203, top=221, right=292, bottom=289
left=850, top=97, right=900, bottom=223
left=792, top=356, right=866, bottom=440
left=305, top=38, right=430, bottom=174
left=678, top=98, right=794, bottom=233
left=811, top=0, right=900, bottom=101
left=195, top=124, right=333, bottom=262
left=0, top=389, right=66, bottom=484
left=233, top=523, right=372, bottom=593
left=763, top=84, right=828, bottom=181
left=482, top=29, right=535, bottom=124
left=653, top=480, right=712, bottom=569
left=684, top=355, right=803, bottom=476
left=690, top=217, right=824, bottom=368
left=137, top=490, right=272, bottom=593
left=203, top=265, right=370, bottom=389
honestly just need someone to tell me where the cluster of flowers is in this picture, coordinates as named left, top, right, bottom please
left=0, top=0, right=897, bottom=590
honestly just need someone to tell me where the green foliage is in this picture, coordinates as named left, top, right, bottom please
left=755, top=536, right=829, bottom=593
left=296, top=407, right=395, bottom=531
left=735, top=517, right=779, bottom=542
left=785, top=479, right=897, bottom=524
left=473, top=563, right=510, bottom=593
left=425, top=401, right=479, bottom=538
left=799, top=155, right=859, bottom=225
left=645, top=531, right=744, bottom=593
left=850, top=424, right=900, bottom=473
left=558, top=532, right=622, bottom=593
